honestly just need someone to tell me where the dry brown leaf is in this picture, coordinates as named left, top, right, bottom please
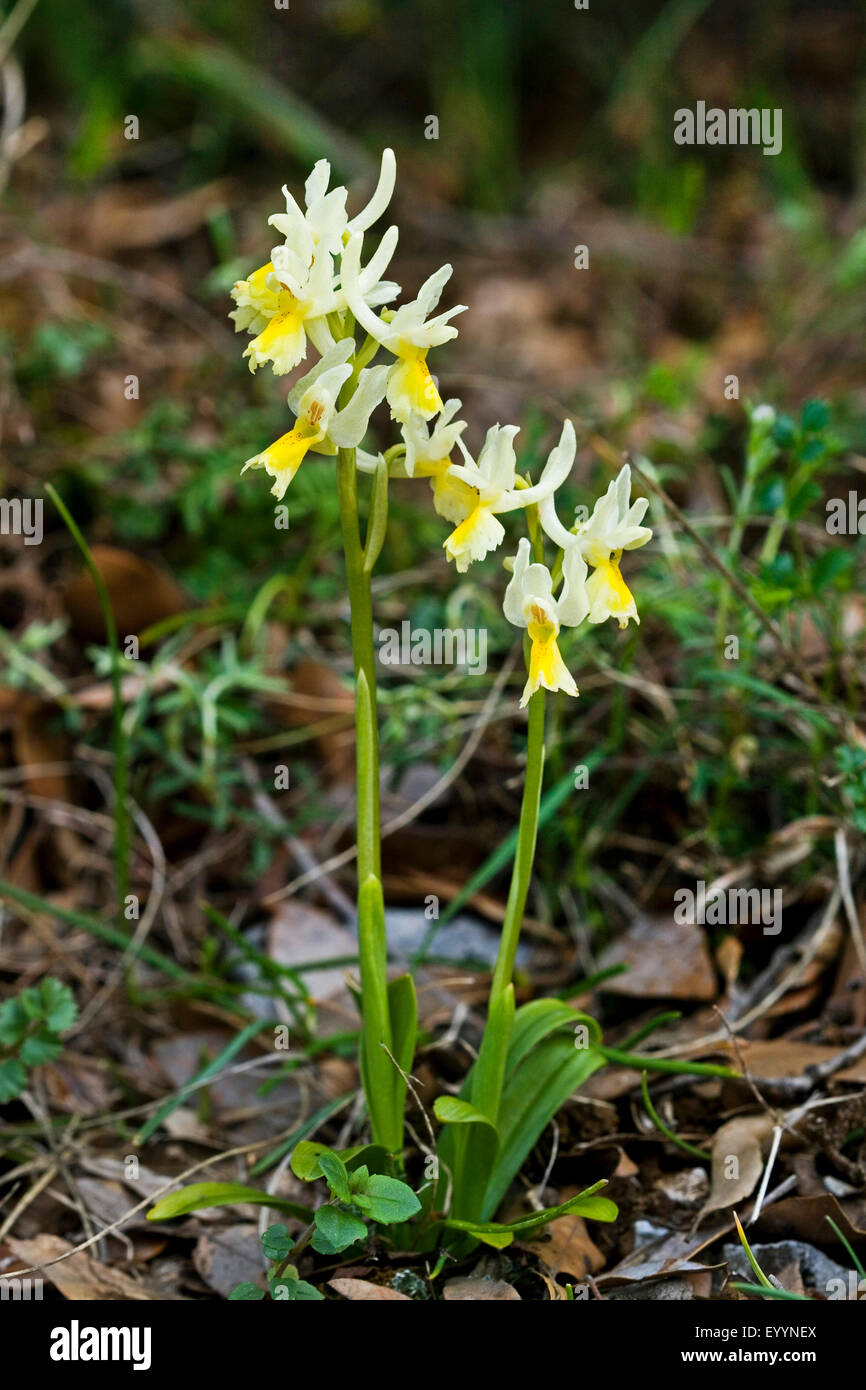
left=194, top=1224, right=264, bottom=1298
left=598, top=916, right=716, bottom=1000
left=7, top=1234, right=161, bottom=1300
left=752, top=1192, right=866, bottom=1246
left=699, top=1113, right=776, bottom=1217
left=612, top=1148, right=640, bottom=1178
left=442, top=1276, right=521, bottom=1300
left=525, top=1212, right=604, bottom=1279
left=738, top=1037, right=866, bottom=1084
left=597, top=1220, right=731, bottom=1287
left=63, top=546, right=186, bottom=644
left=328, top=1277, right=411, bottom=1301
left=11, top=697, right=71, bottom=800
left=716, top=934, right=743, bottom=988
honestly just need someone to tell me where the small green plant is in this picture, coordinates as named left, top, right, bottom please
left=0, top=979, right=78, bottom=1102
left=149, top=1143, right=420, bottom=1300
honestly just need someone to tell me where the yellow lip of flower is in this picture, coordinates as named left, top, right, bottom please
left=410, top=453, right=450, bottom=480
left=245, top=262, right=276, bottom=297
left=443, top=500, right=505, bottom=572
left=587, top=550, right=638, bottom=628
left=242, top=409, right=326, bottom=500
left=244, top=289, right=309, bottom=374
left=232, top=261, right=277, bottom=306
left=230, top=262, right=282, bottom=336
left=523, top=607, right=578, bottom=707
left=388, top=348, right=443, bottom=420
left=430, top=465, right=476, bottom=523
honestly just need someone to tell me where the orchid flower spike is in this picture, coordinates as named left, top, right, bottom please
left=442, top=418, right=576, bottom=573
left=342, top=234, right=466, bottom=423
left=503, top=537, right=589, bottom=707
left=241, top=340, right=388, bottom=499
left=540, top=463, right=651, bottom=629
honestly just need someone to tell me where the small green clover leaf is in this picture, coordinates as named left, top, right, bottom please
left=0, top=978, right=77, bottom=1101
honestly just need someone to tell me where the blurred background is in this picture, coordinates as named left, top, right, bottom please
left=1, top=0, right=866, bottom=1298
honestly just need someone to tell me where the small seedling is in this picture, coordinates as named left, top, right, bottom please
left=225, top=1145, right=420, bottom=1300
left=0, top=978, right=77, bottom=1101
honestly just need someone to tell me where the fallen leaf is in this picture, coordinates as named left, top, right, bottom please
left=194, top=1224, right=264, bottom=1298
left=699, top=1114, right=776, bottom=1217
left=598, top=916, right=716, bottom=1000
left=7, top=1234, right=163, bottom=1300
left=63, top=546, right=186, bottom=644
left=266, top=657, right=354, bottom=783
left=525, top=1213, right=604, bottom=1279
left=328, top=1277, right=411, bottom=1301
left=443, top=1276, right=521, bottom=1300
left=11, top=697, right=72, bottom=800
left=737, top=1038, right=866, bottom=1084
left=752, top=1193, right=866, bottom=1247
left=597, top=1217, right=731, bottom=1288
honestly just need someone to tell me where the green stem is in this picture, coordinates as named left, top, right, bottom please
left=337, top=444, right=401, bottom=1151
left=337, top=448, right=381, bottom=883
left=597, top=1045, right=740, bottom=1079
left=489, top=687, right=546, bottom=1004
left=641, top=1071, right=711, bottom=1160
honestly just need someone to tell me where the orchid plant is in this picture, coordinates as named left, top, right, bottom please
left=151, top=150, right=740, bottom=1258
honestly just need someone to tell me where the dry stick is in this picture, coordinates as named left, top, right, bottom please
left=748, top=1124, right=782, bottom=1225
left=607, top=444, right=857, bottom=740
left=0, top=1163, right=58, bottom=1243
left=24, top=1087, right=102, bottom=1260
